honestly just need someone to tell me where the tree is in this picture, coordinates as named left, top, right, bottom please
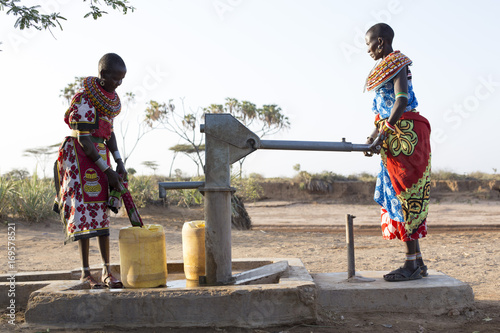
left=144, top=98, right=205, bottom=176
left=3, top=168, right=29, bottom=180
left=168, top=144, right=205, bottom=178
left=60, top=77, right=85, bottom=105
left=204, top=97, right=291, bottom=177
left=141, top=97, right=290, bottom=178
left=115, top=92, right=163, bottom=166
left=142, top=161, right=159, bottom=175
left=23, top=144, right=60, bottom=178
left=1, top=0, right=134, bottom=31
left=204, top=98, right=290, bottom=137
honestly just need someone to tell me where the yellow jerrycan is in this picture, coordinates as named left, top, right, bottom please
left=119, top=224, right=168, bottom=288
left=182, top=220, right=206, bottom=280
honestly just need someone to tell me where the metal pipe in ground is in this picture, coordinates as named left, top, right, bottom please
left=344, top=213, right=376, bottom=283
left=346, top=214, right=356, bottom=278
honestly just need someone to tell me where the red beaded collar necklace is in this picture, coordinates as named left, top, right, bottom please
left=365, top=51, right=412, bottom=92
left=83, top=77, right=121, bottom=118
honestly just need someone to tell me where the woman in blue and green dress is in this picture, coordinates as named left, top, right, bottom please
left=364, top=24, right=432, bottom=282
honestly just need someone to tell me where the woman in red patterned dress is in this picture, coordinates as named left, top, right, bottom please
left=54, top=53, right=127, bottom=288
left=364, top=24, right=431, bottom=282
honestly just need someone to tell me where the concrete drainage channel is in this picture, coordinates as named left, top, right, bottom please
left=0, top=258, right=474, bottom=330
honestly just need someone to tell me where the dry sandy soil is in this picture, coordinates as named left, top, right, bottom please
left=1, top=196, right=500, bottom=332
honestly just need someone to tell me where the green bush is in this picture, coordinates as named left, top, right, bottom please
left=127, top=174, right=204, bottom=208
left=431, top=169, right=500, bottom=181
left=172, top=189, right=203, bottom=208
left=13, top=174, right=54, bottom=223
left=290, top=170, right=377, bottom=193
left=127, top=175, right=159, bottom=208
left=0, top=177, right=15, bottom=221
left=232, top=176, right=264, bottom=202
left=353, top=172, right=377, bottom=182
left=168, top=175, right=204, bottom=208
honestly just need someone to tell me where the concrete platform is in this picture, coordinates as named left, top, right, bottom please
left=9, top=262, right=474, bottom=329
left=313, top=270, right=474, bottom=316
left=24, top=258, right=316, bottom=329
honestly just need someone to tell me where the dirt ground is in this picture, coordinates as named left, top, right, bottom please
left=1, top=197, right=500, bottom=332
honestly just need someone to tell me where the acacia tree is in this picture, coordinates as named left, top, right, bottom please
left=1, top=0, right=134, bottom=31
left=205, top=98, right=290, bottom=136
left=204, top=97, right=291, bottom=177
left=168, top=144, right=206, bottom=178
left=141, top=161, right=159, bottom=175
left=143, top=97, right=290, bottom=178
left=23, top=144, right=60, bottom=178
left=3, top=168, right=29, bottom=180
left=144, top=98, right=206, bottom=177
left=60, top=77, right=85, bottom=104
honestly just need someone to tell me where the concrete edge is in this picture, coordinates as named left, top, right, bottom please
left=252, top=224, right=500, bottom=232
left=313, top=270, right=475, bottom=316
left=0, top=281, right=51, bottom=310
left=24, top=258, right=317, bottom=329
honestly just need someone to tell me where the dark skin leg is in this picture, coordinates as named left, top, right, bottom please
left=415, top=240, right=425, bottom=267
left=78, top=237, right=110, bottom=288
left=403, top=239, right=425, bottom=270
left=403, top=240, right=418, bottom=271
left=98, top=235, right=111, bottom=276
left=99, top=235, right=122, bottom=287
left=78, top=237, right=110, bottom=275
left=79, top=238, right=91, bottom=279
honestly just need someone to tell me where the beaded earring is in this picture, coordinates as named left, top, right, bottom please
left=99, top=79, right=105, bottom=86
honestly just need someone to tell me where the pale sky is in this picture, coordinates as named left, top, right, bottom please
left=1, top=0, right=499, bottom=178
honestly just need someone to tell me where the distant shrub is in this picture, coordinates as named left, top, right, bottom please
left=0, top=177, right=15, bottom=221
left=232, top=176, right=264, bottom=202
left=128, top=174, right=205, bottom=208
left=13, top=174, right=54, bottom=223
left=127, top=175, right=159, bottom=208
left=466, top=171, right=500, bottom=181
left=354, top=172, right=377, bottom=182
left=432, top=169, right=500, bottom=181
left=248, top=173, right=265, bottom=181
left=290, top=170, right=376, bottom=193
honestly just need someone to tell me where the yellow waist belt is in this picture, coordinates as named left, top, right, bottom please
left=70, top=130, right=105, bottom=143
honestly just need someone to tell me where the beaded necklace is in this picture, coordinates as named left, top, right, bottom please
left=83, top=77, right=121, bottom=118
left=365, top=51, right=412, bottom=92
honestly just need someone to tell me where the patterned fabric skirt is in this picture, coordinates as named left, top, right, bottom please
left=374, top=111, right=431, bottom=242
left=54, top=136, right=111, bottom=244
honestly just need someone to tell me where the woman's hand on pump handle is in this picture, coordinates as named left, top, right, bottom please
left=364, top=133, right=384, bottom=157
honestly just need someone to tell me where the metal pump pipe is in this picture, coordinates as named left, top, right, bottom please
left=158, top=181, right=205, bottom=199
left=188, top=114, right=376, bottom=286
left=258, top=139, right=371, bottom=152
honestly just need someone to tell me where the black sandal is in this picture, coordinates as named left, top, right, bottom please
left=420, top=264, right=429, bottom=277
left=383, top=266, right=422, bottom=282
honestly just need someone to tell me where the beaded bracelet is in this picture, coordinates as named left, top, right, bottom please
left=95, top=157, right=110, bottom=172
left=395, top=92, right=408, bottom=99
left=381, top=121, right=396, bottom=134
